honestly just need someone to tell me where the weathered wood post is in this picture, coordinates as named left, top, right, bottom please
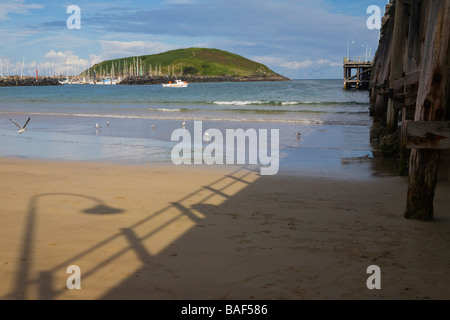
left=343, top=58, right=347, bottom=89
left=369, top=2, right=394, bottom=141
left=405, top=0, right=450, bottom=220
left=387, top=0, right=408, bottom=134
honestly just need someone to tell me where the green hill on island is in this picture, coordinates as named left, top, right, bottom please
left=82, top=48, right=287, bottom=80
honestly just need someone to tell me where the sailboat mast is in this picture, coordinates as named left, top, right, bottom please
left=21, top=55, right=24, bottom=78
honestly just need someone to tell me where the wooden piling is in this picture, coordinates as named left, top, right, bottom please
left=369, top=0, right=450, bottom=220
left=404, top=0, right=450, bottom=220
left=368, top=2, right=395, bottom=139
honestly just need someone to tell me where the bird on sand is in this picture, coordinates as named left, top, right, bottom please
left=10, top=117, right=30, bottom=134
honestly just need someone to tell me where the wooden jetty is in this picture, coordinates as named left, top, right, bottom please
left=369, top=0, right=450, bottom=220
left=343, top=58, right=373, bottom=90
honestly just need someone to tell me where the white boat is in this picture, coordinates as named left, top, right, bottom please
left=162, top=79, right=188, bottom=87
left=97, top=78, right=118, bottom=85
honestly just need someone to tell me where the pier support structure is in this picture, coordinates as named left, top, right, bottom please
left=369, top=0, right=450, bottom=221
left=343, top=58, right=372, bottom=90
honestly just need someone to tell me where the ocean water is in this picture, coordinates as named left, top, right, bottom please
left=0, top=79, right=378, bottom=177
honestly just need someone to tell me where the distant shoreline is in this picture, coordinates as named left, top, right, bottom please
left=117, top=74, right=290, bottom=85
left=0, top=75, right=290, bottom=87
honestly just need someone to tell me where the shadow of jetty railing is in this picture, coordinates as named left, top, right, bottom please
left=4, top=166, right=261, bottom=300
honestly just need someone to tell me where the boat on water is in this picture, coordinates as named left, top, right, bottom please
left=97, top=78, right=119, bottom=85
left=162, top=79, right=188, bottom=88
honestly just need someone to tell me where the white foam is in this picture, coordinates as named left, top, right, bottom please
left=213, top=101, right=265, bottom=106
left=151, top=108, right=182, bottom=112
left=1, top=109, right=329, bottom=125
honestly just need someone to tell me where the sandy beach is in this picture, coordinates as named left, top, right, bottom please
left=0, top=156, right=449, bottom=300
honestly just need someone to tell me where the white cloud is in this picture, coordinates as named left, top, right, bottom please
left=250, top=56, right=284, bottom=66
left=280, top=60, right=314, bottom=70
left=0, top=55, right=37, bottom=77
left=280, top=59, right=341, bottom=70
left=163, top=0, right=196, bottom=4
left=38, top=50, right=91, bottom=76
left=89, top=54, right=103, bottom=66
left=251, top=56, right=340, bottom=70
left=0, top=0, right=42, bottom=21
left=0, top=56, right=12, bottom=76
left=44, top=50, right=66, bottom=62
left=97, top=40, right=179, bottom=61
left=3, top=41, right=181, bottom=76
left=317, top=59, right=341, bottom=67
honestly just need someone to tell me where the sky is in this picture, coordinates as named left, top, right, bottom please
left=0, top=0, right=388, bottom=79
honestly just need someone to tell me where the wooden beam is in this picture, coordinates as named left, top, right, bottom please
left=405, top=0, right=450, bottom=221
left=395, top=93, right=405, bottom=100
left=406, top=121, right=450, bottom=149
left=405, top=84, right=418, bottom=98
left=394, top=70, right=421, bottom=91
left=345, top=68, right=372, bottom=81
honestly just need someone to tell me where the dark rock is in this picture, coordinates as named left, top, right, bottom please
left=0, top=76, right=61, bottom=87
left=379, top=129, right=401, bottom=158
left=370, top=122, right=385, bottom=142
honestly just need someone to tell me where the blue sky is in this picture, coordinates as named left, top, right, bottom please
left=0, top=0, right=387, bottom=79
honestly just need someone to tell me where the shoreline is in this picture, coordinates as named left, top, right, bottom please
left=1, top=156, right=450, bottom=300
left=0, top=74, right=289, bottom=87
left=0, top=112, right=376, bottom=179
left=118, top=75, right=290, bottom=85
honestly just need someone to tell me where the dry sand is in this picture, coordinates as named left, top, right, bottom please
left=0, top=157, right=449, bottom=300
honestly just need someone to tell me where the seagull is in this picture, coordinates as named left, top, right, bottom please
left=151, top=124, right=156, bottom=129
left=95, top=123, right=101, bottom=129
left=10, top=117, right=30, bottom=134
left=182, top=121, right=186, bottom=127
left=295, top=132, right=301, bottom=136
left=106, top=121, right=110, bottom=127
left=203, top=131, right=211, bottom=142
